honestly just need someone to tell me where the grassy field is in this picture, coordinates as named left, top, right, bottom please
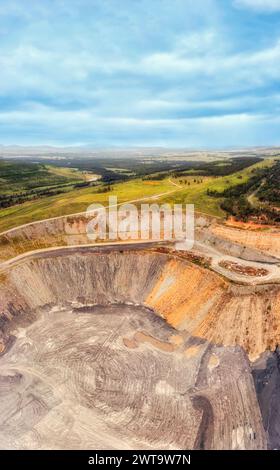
left=0, top=178, right=177, bottom=231
left=158, top=179, right=224, bottom=216
left=158, top=159, right=274, bottom=215
left=0, top=158, right=274, bottom=232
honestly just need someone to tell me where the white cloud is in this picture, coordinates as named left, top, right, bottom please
left=139, top=36, right=280, bottom=94
left=0, top=101, right=279, bottom=147
left=1, top=28, right=280, bottom=114
left=234, top=0, right=280, bottom=12
left=0, top=0, right=279, bottom=146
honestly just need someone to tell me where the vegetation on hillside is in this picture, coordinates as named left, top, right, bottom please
left=206, top=158, right=280, bottom=224
left=0, top=160, right=96, bottom=209
left=0, top=156, right=277, bottom=231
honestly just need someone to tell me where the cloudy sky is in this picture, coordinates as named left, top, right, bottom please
left=0, top=0, right=280, bottom=147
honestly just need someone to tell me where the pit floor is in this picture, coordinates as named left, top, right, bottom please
left=0, top=304, right=201, bottom=450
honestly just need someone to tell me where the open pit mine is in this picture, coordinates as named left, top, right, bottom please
left=1, top=214, right=280, bottom=450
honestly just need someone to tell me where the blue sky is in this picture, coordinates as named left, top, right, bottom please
left=0, top=0, right=280, bottom=147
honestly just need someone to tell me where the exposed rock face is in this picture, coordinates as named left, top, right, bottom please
left=1, top=246, right=279, bottom=449
left=0, top=214, right=92, bottom=263
left=210, top=224, right=280, bottom=260
left=2, top=212, right=279, bottom=265
left=1, top=248, right=280, bottom=360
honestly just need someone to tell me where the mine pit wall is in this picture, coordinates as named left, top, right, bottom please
left=0, top=247, right=278, bottom=449
left=2, top=211, right=279, bottom=265
left=0, top=251, right=168, bottom=335
left=1, top=249, right=280, bottom=361
left=196, top=228, right=279, bottom=264
left=0, top=214, right=93, bottom=263
left=210, top=224, right=280, bottom=260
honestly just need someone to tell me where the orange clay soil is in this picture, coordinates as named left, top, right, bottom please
left=225, top=217, right=276, bottom=230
